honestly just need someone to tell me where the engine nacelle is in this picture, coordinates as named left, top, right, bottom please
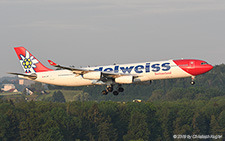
left=83, top=71, right=102, bottom=80
left=115, top=76, right=133, bottom=84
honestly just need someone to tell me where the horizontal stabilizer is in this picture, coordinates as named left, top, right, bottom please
left=8, top=72, right=37, bottom=80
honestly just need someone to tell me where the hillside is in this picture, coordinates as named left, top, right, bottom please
left=0, top=64, right=224, bottom=140
left=37, top=90, right=84, bottom=102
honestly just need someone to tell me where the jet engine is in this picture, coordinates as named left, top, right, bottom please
left=83, top=72, right=102, bottom=80
left=115, top=76, right=133, bottom=84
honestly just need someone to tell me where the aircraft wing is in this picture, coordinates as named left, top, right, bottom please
left=48, top=60, right=95, bottom=74
left=48, top=60, right=139, bottom=78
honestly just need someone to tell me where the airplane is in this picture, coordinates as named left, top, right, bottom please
left=9, top=47, right=213, bottom=95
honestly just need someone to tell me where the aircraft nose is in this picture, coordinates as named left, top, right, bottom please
left=207, top=64, right=213, bottom=71
left=197, top=63, right=213, bottom=75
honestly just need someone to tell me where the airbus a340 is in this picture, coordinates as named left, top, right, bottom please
left=9, top=47, right=213, bottom=95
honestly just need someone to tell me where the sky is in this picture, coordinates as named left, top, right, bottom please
left=0, top=0, right=225, bottom=77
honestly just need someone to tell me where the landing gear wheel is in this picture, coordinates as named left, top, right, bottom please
left=102, top=90, right=108, bottom=95
left=118, top=87, right=124, bottom=92
left=113, top=91, right=119, bottom=96
left=190, top=81, right=195, bottom=85
left=107, top=86, right=113, bottom=92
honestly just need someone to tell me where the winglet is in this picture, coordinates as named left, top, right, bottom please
left=48, top=60, right=58, bottom=66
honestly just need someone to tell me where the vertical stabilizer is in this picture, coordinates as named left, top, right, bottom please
left=14, top=47, right=53, bottom=73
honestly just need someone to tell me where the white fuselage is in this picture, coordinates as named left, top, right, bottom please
left=13, top=47, right=213, bottom=91
left=32, top=60, right=191, bottom=86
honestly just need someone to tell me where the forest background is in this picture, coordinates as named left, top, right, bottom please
left=0, top=64, right=224, bottom=140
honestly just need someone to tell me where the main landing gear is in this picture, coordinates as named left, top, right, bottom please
left=102, top=84, right=124, bottom=96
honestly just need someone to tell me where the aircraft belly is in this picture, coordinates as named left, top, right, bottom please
left=52, top=76, right=92, bottom=86
left=36, top=71, right=92, bottom=86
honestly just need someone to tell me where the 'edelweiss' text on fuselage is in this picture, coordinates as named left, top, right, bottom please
left=94, top=63, right=171, bottom=74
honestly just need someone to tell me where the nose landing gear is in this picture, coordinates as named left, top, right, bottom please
left=190, top=76, right=195, bottom=85
left=190, top=81, right=195, bottom=85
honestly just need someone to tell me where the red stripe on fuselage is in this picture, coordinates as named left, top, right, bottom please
left=173, top=59, right=213, bottom=76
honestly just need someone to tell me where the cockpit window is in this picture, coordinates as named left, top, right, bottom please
left=201, top=62, right=208, bottom=65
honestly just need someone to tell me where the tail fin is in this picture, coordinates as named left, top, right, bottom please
left=14, top=47, right=53, bottom=73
